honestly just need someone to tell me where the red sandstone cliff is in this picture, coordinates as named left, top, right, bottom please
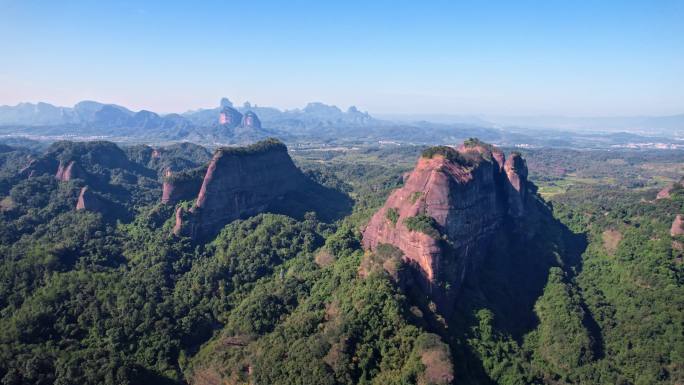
left=161, top=167, right=205, bottom=205
left=671, top=215, right=684, bottom=236
left=657, top=178, right=684, bottom=200
left=173, top=139, right=308, bottom=240
left=219, top=106, right=243, bottom=127
left=55, top=160, right=85, bottom=181
left=362, top=140, right=529, bottom=294
left=76, top=186, right=107, bottom=212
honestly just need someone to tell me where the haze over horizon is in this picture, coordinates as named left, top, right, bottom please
left=1, top=0, right=683, bottom=117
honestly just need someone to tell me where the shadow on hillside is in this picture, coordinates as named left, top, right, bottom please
left=129, top=365, right=183, bottom=385
left=404, top=188, right=601, bottom=384
left=267, top=175, right=353, bottom=223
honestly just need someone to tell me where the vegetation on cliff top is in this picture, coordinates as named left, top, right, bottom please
left=163, top=165, right=207, bottom=184
left=215, top=137, right=287, bottom=158
left=463, top=137, right=496, bottom=151
left=421, top=145, right=468, bottom=165
left=421, top=138, right=496, bottom=165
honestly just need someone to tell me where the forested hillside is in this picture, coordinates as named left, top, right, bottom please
left=0, top=140, right=682, bottom=385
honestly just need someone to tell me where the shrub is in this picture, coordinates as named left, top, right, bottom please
left=409, top=192, right=424, bottom=204
left=386, top=207, right=399, bottom=225
left=463, top=137, right=494, bottom=151
left=403, top=214, right=440, bottom=238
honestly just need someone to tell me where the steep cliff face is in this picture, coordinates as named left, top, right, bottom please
left=174, top=139, right=310, bottom=240
left=55, top=160, right=85, bottom=181
left=76, top=186, right=107, bottom=212
left=362, top=141, right=530, bottom=298
left=504, top=152, right=528, bottom=217
left=161, top=167, right=205, bottom=204
left=241, top=111, right=262, bottom=129
left=671, top=215, right=684, bottom=236
left=219, top=106, right=243, bottom=127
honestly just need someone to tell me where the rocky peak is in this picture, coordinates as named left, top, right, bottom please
left=173, top=138, right=307, bottom=240
left=219, top=106, right=243, bottom=127
left=362, top=140, right=530, bottom=298
left=220, top=97, right=233, bottom=108
left=241, top=111, right=262, bottom=129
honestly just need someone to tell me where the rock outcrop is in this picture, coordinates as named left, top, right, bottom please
left=218, top=104, right=262, bottom=129
left=362, top=140, right=530, bottom=298
left=504, top=152, right=528, bottom=217
left=657, top=178, right=684, bottom=200
left=161, top=167, right=205, bottom=205
left=219, top=105, right=243, bottom=127
left=76, top=186, right=107, bottom=212
left=671, top=215, right=684, bottom=236
left=241, top=111, right=262, bottom=129
left=173, top=139, right=309, bottom=240
left=55, top=160, right=85, bottom=181
left=657, top=186, right=673, bottom=199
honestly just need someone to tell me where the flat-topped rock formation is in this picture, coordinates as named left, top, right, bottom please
left=174, top=138, right=350, bottom=241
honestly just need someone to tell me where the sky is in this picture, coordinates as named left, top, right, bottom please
left=0, top=0, right=683, bottom=116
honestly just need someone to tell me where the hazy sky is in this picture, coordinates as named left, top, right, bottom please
left=1, top=0, right=683, bottom=116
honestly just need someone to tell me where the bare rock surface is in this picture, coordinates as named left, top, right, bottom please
left=362, top=140, right=529, bottom=296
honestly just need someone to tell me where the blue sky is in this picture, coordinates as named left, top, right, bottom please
left=1, top=0, right=682, bottom=116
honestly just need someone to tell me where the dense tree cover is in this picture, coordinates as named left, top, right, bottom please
left=421, top=146, right=470, bottom=165
left=457, top=184, right=684, bottom=385
left=519, top=147, right=684, bottom=187
left=0, top=141, right=453, bottom=384
left=125, top=142, right=211, bottom=173
left=545, top=188, right=684, bottom=384
left=0, top=208, right=331, bottom=384
left=188, top=225, right=452, bottom=385
left=0, top=141, right=683, bottom=385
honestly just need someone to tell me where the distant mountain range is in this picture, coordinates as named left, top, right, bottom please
left=0, top=100, right=195, bottom=138
left=379, top=113, right=684, bottom=134
left=183, top=97, right=377, bottom=130
left=0, top=98, right=391, bottom=144
left=0, top=98, right=683, bottom=148
left=0, top=98, right=379, bottom=131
